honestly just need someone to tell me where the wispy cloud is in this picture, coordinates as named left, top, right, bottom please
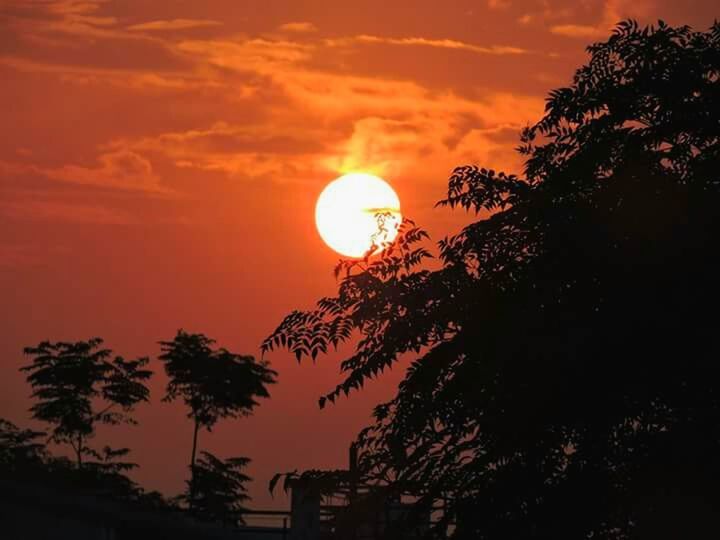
left=550, top=23, right=608, bottom=38
left=550, top=0, right=655, bottom=38
left=487, top=0, right=512, bottom=10
left=330, top=35, right=528, bottom=56
left=100, top=29, right=544, bottom=182
left=0, top=243, right=69, bottom=267
left=517, top=14, right=534, bottom=25
left=277, top=21, right=317, bottom=33
left=1, top=151, right=169, bottom=194
left=3, top=0, right=161, bottom=43
left=128, top=19, right=222, bottom=32
left=0, top=200, right=137, bottom=225
left=176, top=38, right=315, bottom=71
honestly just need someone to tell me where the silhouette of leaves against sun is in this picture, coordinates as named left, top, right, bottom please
left=264, top=20, right=720, bottom=539
left=262, top=216, right=432, bottom=395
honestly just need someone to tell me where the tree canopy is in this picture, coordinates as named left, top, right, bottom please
left=159, top=330, right=277, bottom=510
left=21, top=338, right=152, bottom=468
left=0, top=416, right=173, bottom=510
left=160, top=331, right=276, bottom=430
left=0, top=418, right=46, bottom=472
left=264, top=20, right=720, bottom=539
left=180, top=451, right=252, bottom=527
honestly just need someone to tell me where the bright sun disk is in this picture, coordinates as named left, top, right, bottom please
left=315, top=172, right=402, bottom=258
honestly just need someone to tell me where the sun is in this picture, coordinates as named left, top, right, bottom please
left=315, top=172, right=402, bottom=258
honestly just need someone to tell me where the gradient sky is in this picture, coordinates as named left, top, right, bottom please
left=1, top=0, right=717, bottom=513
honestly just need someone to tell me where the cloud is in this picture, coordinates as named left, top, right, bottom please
left=550, top=0, right=655, bottom=38
left=2, top=9, right=544, bottom=199
left=2, top=0, right=160, bottom=43
left=119, top=31, right=544, bottom=183
left=47, top=0, right=109, bottom=16
left=322, top=112, right=532, bottom=181
left=47, top=150, right=166, bottom=192
left=0, top=55, right=225, bottom=92
left=127, top=19, right=222, bottom=32
left=122, top=122, right=325, bottom=155
left=0, top=200, right=136, bottom=225
left=0, top=243, right=68, bottom=267
left=518, top=14, right=534, bottom=25
left=176, top=38, right=315, bottom=72
left=330, top=35, right=528, bottom=56
left=1, top=151, right=168, bottom=194
left=550, top=23, right=607, bottom=38
left=325, top=117, right=431, bottom=176
left=488, top=0, right=511, bottom=9
left=108, top=121, right=335, bottom=181
left=172, top=33, right=537, bottom=124
left=110, top=72, right=543, bottom=183
left=37, top=5, right=126, bottom=39
left=277, top=21, right=318, bottom=33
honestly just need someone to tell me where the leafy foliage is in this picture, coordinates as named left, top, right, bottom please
left=262, top=218, right=433, bottom=407
left=160, top=330, right=277, bottom=429
left=21, top=338, right=152, bottom=467
left=159, top=330, right=277, bottom=509
left=264, top=21, right=720, bottom=539
left=269, top=468, right=350, bottom=499
left=180, top=451, right=251, bottom=527
left=64, top=445, right=141, bottom=499
left=0, top=416, right=175, bottom=510
left=0, top=418, right=47, bottom=471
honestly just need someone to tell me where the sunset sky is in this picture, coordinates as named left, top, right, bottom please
left=1, top=0, right=717, bottom=512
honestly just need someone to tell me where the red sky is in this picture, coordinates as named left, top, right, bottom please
left=1, top=0, right=717, bottom=513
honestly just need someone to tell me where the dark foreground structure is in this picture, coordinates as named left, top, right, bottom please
left=0, top=479, right=421, bottom=540
left=1, top=443, right=427, bottom=540
left=1, top=480, right=286, bottom=540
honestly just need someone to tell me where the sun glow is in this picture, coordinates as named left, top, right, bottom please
left=315, top=173, right=402, bottom=258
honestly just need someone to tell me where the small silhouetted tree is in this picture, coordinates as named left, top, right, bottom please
left=180, top=451, right=251, bottom=526
left=159, top=330, right=277, bottom=508
left=0, top=417, right=137, bottom=496
left=0, top=420, right=175, bottom=509
left=21, top=338, right=152, bottom=468
left=0, top=418, right=46, bottom=472
left=264, top=20, right=720, bottom=540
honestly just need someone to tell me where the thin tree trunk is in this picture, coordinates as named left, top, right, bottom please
left=189, top=420, right=200, bottom=510
left=77, top=433, right=83, bottom=469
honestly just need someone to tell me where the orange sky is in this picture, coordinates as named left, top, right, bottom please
left=1, top=0, right=717, bottom=512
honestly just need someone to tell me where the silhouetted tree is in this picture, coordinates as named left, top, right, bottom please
left=84, top=445, right=139, bottom=485
left=21, top=338, right=152, bottom=469
left=159, top=330, right=277, bottom=508
left=0, top=417, right=156, bottom=505
left=269, top=468, right=350, bottom=499
left=179, top=451, right=251, bottom=526
left=264, top=20, right=720, bottom=539
left=0, top=418, right=46, bottom=471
